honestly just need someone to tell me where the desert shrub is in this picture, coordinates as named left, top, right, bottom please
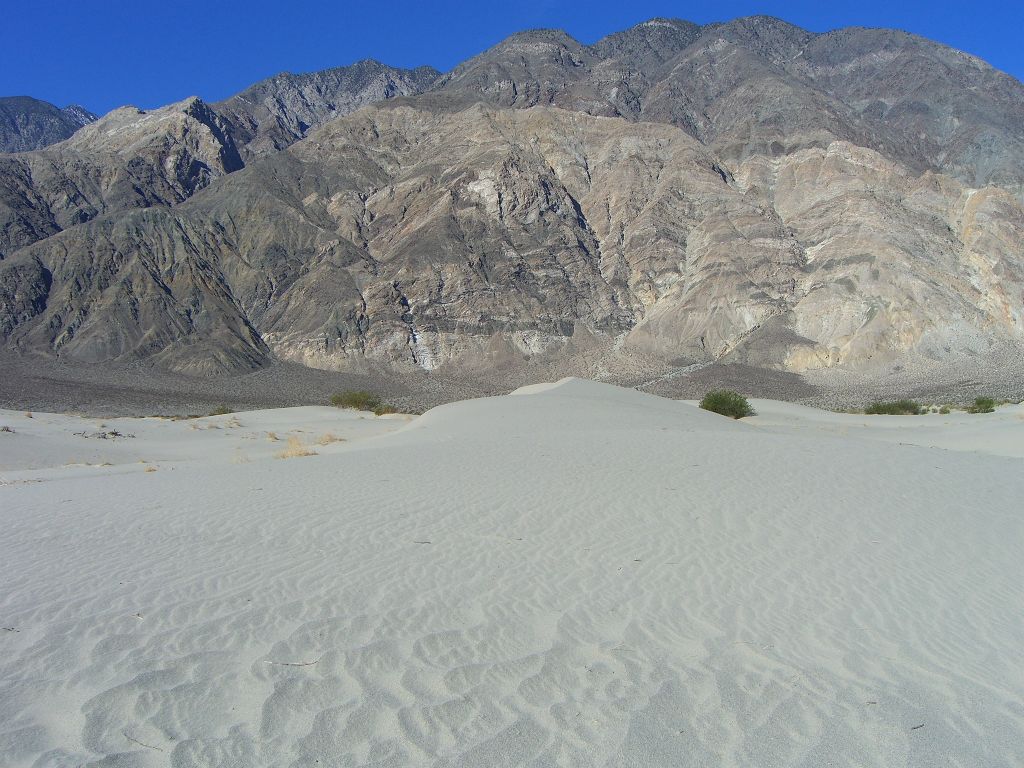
left=699, top=390, right=755, bottom=419
left=939, top=405, right=951, bottom=415
left=330, top=390, right=398, bottom=415
left=208, top=405, right=233, bottom=416
left=330, top=390, right=381, bottom=411
left=967, top=397, right=996, bottom=414
left=864, top=400, right=923, bottom=415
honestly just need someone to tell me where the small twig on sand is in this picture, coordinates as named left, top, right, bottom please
left=264, top=655, right=323, bottom=667
left=123, top=731, right=164, bottom=752
left=910, top=723, right=925, bottom=731
left=413, top=541, right=432, bottom=544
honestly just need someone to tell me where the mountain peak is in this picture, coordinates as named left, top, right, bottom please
left=501, top=28, right=581, bottom=46
left=592, top=16, right=702, bottom=63
left=0, top=95, right=98, bottom=152
left=637, top=17, right=698, bottom=30
left=61, top=104, right=98, bottom=126
left=705, top=15, right=815, bottom=47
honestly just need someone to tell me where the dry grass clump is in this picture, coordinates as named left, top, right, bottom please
left=317, top=432, right=346, bottom=445
left=266, top=431, right=279, bottom=441
left=144, top=466, right=158, bottom=473
left=276, top=436, right=317, bottom=459
left=1, top=425, right=15, bottom=434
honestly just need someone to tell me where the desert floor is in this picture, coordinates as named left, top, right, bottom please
left=1, top=379, right=1022, bottom=766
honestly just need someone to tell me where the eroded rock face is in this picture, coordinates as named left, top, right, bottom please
left=1, top=16, right=1023, bottom=380
left=732, top=143, right=1024, bottom=370
left=3, top=104, right=1022, bottom=377
left=0, top=97, right=243, bottom=259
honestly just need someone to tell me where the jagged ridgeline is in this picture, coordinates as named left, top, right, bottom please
left=1, top=17, right=1022, bottom=379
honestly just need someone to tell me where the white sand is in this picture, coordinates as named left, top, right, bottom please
left=744, top=399, right=1024, bottom=459
left=1, top=379, right=1022, bottom=766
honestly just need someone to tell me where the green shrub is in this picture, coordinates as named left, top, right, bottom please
left=372, top=404, right=398, bottom=416
left=967, top=397, right=996, bottom=414
left=864, top=400, right=923, bottom=415
left=699, top=390, right=755, bottom=419
left=208, top=405, right=233, bottom=416
left=938, top=405, right=951, bottom=415
left=330, top=390, right=382, bottom=412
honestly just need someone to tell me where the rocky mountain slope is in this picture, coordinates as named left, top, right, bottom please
left=434, top=17, right=1024, bottom=195
left=0, top=97, right=243, bottom=259
left=0, top=62, right=438, bottom=260
left=215, top=59, right=440, bottom=158
left=1, top=17, right=1022, bottom=390
left=0, top=96, right=97, bottom=152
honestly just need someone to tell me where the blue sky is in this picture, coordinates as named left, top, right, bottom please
left=3, top=0, right=1023, bottom=115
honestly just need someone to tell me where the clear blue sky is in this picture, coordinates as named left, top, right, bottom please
left=3, top=0, right=1023, bottom=115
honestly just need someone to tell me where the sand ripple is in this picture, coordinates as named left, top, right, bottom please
left=1, top=380, right=1022, bottom=766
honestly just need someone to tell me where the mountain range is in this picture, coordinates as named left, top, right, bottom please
left=1, top=16, right=1022, bottom=395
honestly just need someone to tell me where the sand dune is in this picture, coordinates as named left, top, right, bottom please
left=1, top=379, right=1022, bottom=766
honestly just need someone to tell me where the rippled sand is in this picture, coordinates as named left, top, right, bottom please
left=1, top=379, right=1022, bottom=766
